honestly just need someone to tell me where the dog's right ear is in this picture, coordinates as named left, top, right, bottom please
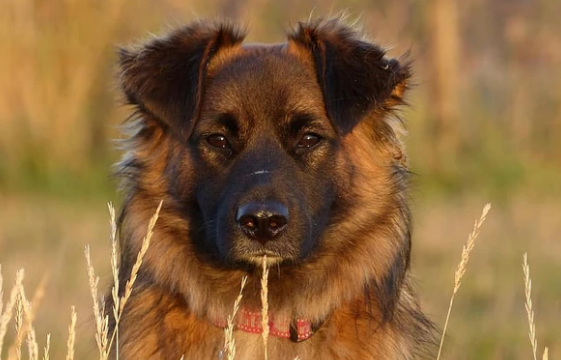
left=118, top=22, right=245, bottom=139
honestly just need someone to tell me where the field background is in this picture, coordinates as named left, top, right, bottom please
left=0, top=0, right=560, bottom=359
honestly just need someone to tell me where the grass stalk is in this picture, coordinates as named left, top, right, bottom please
left=223, top=276, right=248, bottom=360
left=0, top=269, right=25, bottom=360
left=523, top=253, right=538, bottom=360
left=65, top=306, right=77, bottom=360
left=260, top=256, right=270, bottom=360
left=0, top=266, right=3, bottom=323
left=42, top=334, right=50, bottom=360
left=108, top=202, right=120, bottom=360
left=85, top=245, right=109, bottom=360
left=436, top=203, right=491, bottom=360
left=9, top=280, right=41, bottom=360
left=13, top=294, right=23, bottom=360
left=106, top=200, right=162, bottom=356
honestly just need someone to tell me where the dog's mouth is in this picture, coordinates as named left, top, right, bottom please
left=225, top=237, right=303, bottom=267
left=241, top=250, right=285, bottom=266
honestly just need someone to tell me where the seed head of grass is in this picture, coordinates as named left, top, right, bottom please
left=436, top=203, right=491, bottom=360
left=42, top=334, right=50, bottom=360
left=65, top=306, right=77, bottom=360
left=453, top=203, right=491, bottom=293
left=84, top=245, right=109, bottom=360
left=0, top=269, right=25, bottom=359
left=523, top=252, right=538, bottom=360
left=7, top=271, right=43, bottom=360
left=223, top=275, right=247, bottom=360
left=9, top=279, right=41, bottom=360
left=118, top=200, right=162, bottom=316
left=108, top=202, right=120, bottom=358
left=14, top=292, right=23, bottom=359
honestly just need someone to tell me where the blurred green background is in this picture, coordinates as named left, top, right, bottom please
left=0, top=0, right=559, bottom=359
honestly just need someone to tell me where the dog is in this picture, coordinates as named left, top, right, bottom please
left=109, top=17, right=434, bottom=360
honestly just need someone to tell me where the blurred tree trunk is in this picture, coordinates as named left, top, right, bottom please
left=508, top=67, right=531, bottom=156
left=220, top=0, right=245, bottom=18
left=504, top=13, right=532, bottom=159
left=427, top=0, right=461, bottom=168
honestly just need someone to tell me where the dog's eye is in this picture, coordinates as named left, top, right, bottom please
left=297, top=133, right=321, bottom=149
left=207, top=134, right=230, bottom=149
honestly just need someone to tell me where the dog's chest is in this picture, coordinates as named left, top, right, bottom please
left=226, top=333, right=305, bottom=360
left=214, top=328, right=401, bottom=360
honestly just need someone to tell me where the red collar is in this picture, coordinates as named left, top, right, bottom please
left=214, top=308, right=314, bottom=342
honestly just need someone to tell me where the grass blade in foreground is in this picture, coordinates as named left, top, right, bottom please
left=107, top=200, right=162, bottom=356
left=223, top=275, right=247, bottom=360
left=85, top=245, right=109, bottom=360
left=261, top=256, right=269, bottom=360
left=436, top=203, right=491, bottom=360
left=107, top=203, right=120, bottom=359
left=42, top=334, right=50, bottom=360
left=65, top=306, right=76, bottom=360
left=85, top=200, right=162, bottom=360
left=523, top=252, right=545, bottom=360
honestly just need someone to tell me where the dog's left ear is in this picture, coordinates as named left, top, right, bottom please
left=288, top=19, right=411, bottom=135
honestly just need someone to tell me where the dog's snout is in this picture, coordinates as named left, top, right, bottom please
left=236, top=202, right=289, bottom=243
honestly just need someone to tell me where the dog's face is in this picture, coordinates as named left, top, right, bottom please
left=118, top=20, right=410, bottom=268
left=191, top=49, right=340, bottom=265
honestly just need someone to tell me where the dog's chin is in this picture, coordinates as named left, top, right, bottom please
left=244, top=252, right=285, bottom=267
left=220, top=234, right=305, bottom=268
left=228, top=245, right=300, bottom=268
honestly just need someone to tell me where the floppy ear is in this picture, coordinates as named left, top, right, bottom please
left=287, top=19, right=411, bottom=135
left=118, top=22, right=246, bottom=139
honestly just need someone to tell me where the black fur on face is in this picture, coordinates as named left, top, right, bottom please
left=184, top=48, right=342, bottom=266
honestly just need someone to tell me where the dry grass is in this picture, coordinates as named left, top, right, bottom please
left=436, top=203, right=491, bottom=359
left=87, top=200, right=162, bottom=360
left=0, top=269, right=25, bottom=357
left=65, top=306, right=76, bottom=360
left=107, top=200, right=162, bottom=357
left=42, top=334, right=50, bottom=360
left=260, top=256, right=270, bottom=360
left=84, top=245, right=109, bottom=360
left=0, top=200, right=555, bottom=359
left=108, top=203, right=119, bottom=360
left=223, top=276, right=247, bottom=360
left=523, top=252, right=538, bottom=360
left=0, top=200, right=162, bottom=360
left=523, top=253, right=549, bottom=360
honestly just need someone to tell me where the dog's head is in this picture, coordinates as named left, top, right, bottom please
left=118, top=19, right=410, bottom=268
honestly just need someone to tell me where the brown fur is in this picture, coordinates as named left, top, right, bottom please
left=109, top=18, right=435, bottom=360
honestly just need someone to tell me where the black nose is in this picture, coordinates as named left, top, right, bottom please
left=236, top=202, right=289, bottom=243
